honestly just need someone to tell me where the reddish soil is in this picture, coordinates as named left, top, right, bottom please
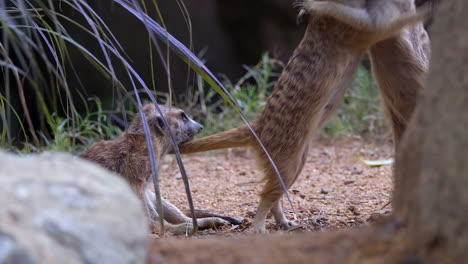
left=157, top=138, right=394, bottom=237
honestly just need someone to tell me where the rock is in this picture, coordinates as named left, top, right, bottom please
left=351, top=164, right=363, bottom=175
left=0, top=232, right=36, bottom=264
left=348, top=205, right=361, bottom=216
left=367, top=213, right=383, bottom=223
left=311, top=217, right=325, bottom=227
left=320, top=188, right=332, bottom=194
left=246, top=211, right=256, bottom=218
left=0, top=151, right=148, bottom=264
left=355, top=218, right=365, bottom=224
left=343, top=180, right=356, bottom=185
left=309, top=205, right=320, bottom=214
left=367, top=210, right=391, bottom=223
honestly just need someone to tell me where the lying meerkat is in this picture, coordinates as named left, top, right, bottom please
left=81, top=104, right=242, bottom=235
left=174, top=0, right=428, bottom=233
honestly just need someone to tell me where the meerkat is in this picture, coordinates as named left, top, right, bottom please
left=297, top=0, right=431, bottom=146
left=173, top=0, right=428, bottom=233
left=80, top=104, right=242, bottom=235
left=368, top=2, right=431, bottom=147
left=300, top=0, right=431, bottom=145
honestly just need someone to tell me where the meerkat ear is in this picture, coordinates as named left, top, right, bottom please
left=148, top=116, right=167, bottom=135
left=155, top=116, right=167, bottom=130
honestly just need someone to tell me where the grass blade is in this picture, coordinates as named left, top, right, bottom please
left=114, top=0, right=296, bottom=215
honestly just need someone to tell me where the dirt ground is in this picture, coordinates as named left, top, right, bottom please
left=157, top=138, right=394, bottom=237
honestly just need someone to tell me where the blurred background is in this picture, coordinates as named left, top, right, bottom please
left=47, top=0, right=305, bottom=101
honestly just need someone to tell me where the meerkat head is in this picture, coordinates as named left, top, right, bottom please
left=128, top=103, right=203, bottom=144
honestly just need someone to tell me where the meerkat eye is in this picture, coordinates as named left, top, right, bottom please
left=180, top=112, right=188, bottom=121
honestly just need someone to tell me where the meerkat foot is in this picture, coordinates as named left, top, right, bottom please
left=161, top=218, right=230, bottom=236
left=196, top=217, right=231, bottom=229
left=165, top=222, right=194, bottom=236
left=253, top=224, right=268, bottom=234
left=280, top=220, right=302, bottom=231
left=252, top=209, right=269, bottom=233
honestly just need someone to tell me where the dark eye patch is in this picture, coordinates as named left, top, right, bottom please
left=180, top=112, right=188, bottom=121
left=156, top=116, right=166, bottom=129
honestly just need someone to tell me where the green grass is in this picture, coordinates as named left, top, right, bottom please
left=17, top=97, right=121, bottom=154
left=321, top=65, right=388, bottom=138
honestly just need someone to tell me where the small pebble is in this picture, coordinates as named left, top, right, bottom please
left=246, top=211, right=256, bottom=218
left=311, top=217, right=324, bottom=226
left=355, top=218, right=365, bottom=224
left=309, top=205, right=319, bottom=214
left=321, top=188, right=332, bottom=194
left=348, top=205, right=360, bottom=215
left=351, top=164, right=363, bottom=175
left=367, top=213, right=383, bottom=222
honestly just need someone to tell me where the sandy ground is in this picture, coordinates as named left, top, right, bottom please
left=158, top=138, right=393, bottom=237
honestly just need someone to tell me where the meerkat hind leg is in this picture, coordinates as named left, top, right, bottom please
left=252, top=194, right=277, bottom=233
left=145, top=188, right=230, bottom=232
left=271, top=200, right=299, bottom=230
left=163, top=200, right=231, bottom=229
left=143, top=190, right=193, bottom=235
left=269, top=146, right=310, bottom=230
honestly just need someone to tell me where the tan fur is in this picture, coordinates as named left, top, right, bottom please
left=80, top=104, right=242, bottom=235
left=297, top=0, right=431, bottom=145
left=368, top=0, right=431, bottom=147
left=175, top=0, right=427, bottom=233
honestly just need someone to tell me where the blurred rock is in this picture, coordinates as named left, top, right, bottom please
left=0, top=151, right=148, bottom=264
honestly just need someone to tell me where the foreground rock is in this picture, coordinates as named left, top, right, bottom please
left=0, top=151, right=148, bottom=264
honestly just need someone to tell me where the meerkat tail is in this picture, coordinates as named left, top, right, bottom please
left=184, top=210, right=244, bottom=225
left=371, top=6, right=430, bottom=44
left=176, top=125, right=253, bottom=154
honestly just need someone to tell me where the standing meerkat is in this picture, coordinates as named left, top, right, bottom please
left=368, top=1, right=431, bottom=147
left=174, top=0, right=429, bottom=233
left=81, top=104, right=241, bottom=235
left=297, top=0, right=431, bottom=146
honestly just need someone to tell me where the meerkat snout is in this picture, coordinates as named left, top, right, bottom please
left=191, top=120, right=203, bottom=134
left=180, top=111, right=203, bottom=136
